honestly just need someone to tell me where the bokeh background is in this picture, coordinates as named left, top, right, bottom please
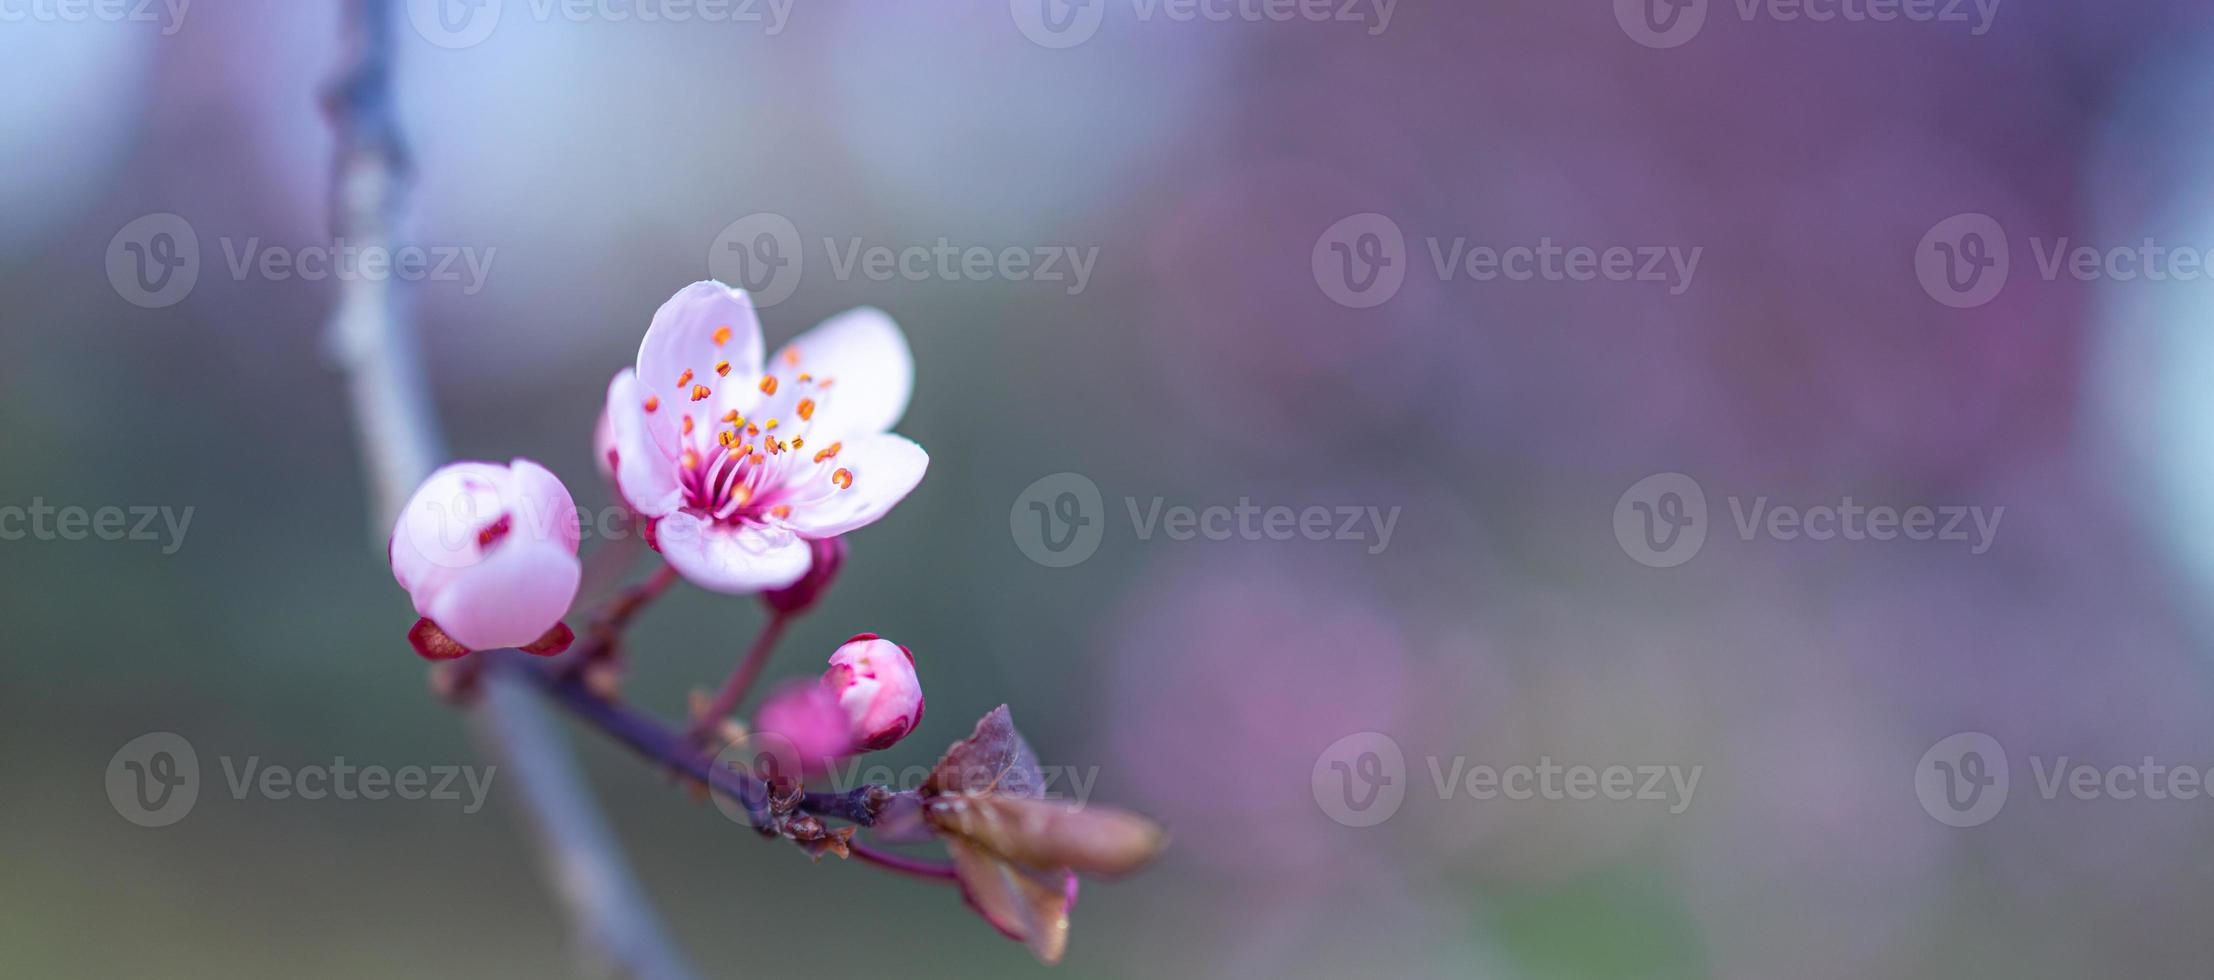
left=10, top=0, right=2214, bottom=976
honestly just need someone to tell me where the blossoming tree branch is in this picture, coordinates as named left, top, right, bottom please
left=387, top=283, right=1166, bottom=964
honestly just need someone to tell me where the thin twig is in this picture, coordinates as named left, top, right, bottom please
left=850, top=840, right=962, bottom=882
left=487, top=652, right=962, bottom=885
left=323, top=3, right=696, bottom=976
left=686, top=612, right=791, bottom=742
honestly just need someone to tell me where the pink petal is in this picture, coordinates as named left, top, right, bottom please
left=606, top=370, right=685, bottom=517
left=636, top=281, right=765, bottom=454
left=653, top=510, right=813, bottom=593
left=779, top=433, right=929, bottom=539
left=768, top=307, right=913, bottom=440
left=390, top=461, right=515, bottom=611
left=505, top=457, right=581, bottom=556
left=426, top=538, right=581, bottom=651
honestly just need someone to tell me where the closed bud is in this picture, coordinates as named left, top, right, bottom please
left=823, top=634, right=924, bottom=751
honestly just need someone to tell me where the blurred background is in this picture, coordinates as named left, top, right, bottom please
left=9, top=0, right=2214, bottom=976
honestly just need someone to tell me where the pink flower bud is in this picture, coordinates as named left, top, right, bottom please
left=389, top=459, right=581, bottom=657
left=824, top=634, right=924, bottom=751
left=750, top=681, right=855, bottom=777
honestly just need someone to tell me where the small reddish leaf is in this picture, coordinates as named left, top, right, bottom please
left=928, top=795, right=1167, bottom=878
left=520, top=622, right=575, bottom=656
left=408, top=618, right=472, bottom=661
left=946, top=838, right=1077, bottom=965
left=925, top=705, right=1045, bottom=799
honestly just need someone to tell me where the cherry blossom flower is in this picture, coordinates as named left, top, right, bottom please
left=824, top=633, right=924, bottom=750
left=389, top=459, right=581, bottom=658
left=603, top=282, right=928, bottom=593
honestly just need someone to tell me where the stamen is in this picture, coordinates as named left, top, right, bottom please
left=764, top=419, right=780, bottom=431
left=770, top=504, right=792, bottom=519
left=719, top=430, right=738, bottom=448
left=760, top=375, right=779, bottom=396
left=783, top=348, right=802, bottom=367
left=789, top=437, right=804, bottom=450
left=715, top=360, right=731, bottom=377
left=676, top=369, right=694, bottom=388
left=712, top=325, right=733, bottom=346
left=831, top=468, right=853, bottom=489
left=721, top=410, right=740, bottom=424
left=681, top=450, right=700, bottom=470
left=682, top=415, right=695, bottom=435
left=797, top=398, right=815, bottom=421
left=813, top=442, right=842, bottom=464
left=690, top=384, right=712, bottom=402
left=643, top=395, right=660, bottom=413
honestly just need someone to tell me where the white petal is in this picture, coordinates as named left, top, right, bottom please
left=655, top=511, right=813, bottom=593
left=390, top=461, right=514, bottom=607
left=779, top=434, right=929, bottom=538
left=636, top=281, right=766, bottom=456
left=606, top=370, right=685, bottom=517
left=769, top=307, right=913, bottom=440
left=428, top=539, right=582, bottom=651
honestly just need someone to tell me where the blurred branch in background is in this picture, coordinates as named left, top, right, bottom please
left=321, top=2, right=696, bottom=976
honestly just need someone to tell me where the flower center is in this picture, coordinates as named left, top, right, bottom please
left=653, top=340, right=858, bottom=525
